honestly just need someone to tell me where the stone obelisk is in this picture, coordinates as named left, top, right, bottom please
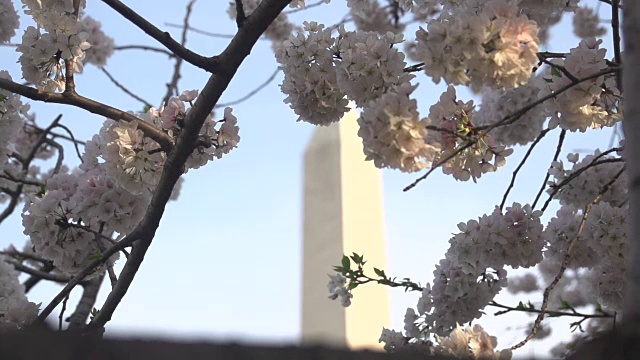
left=301, top=105, right=390, bottom=350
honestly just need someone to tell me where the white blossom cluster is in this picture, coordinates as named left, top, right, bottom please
left=474, top=80, right=547, bottom=146
left=357, top=83, right=436, bottom=173
left=425, top=86, right=514, bottom=181
left=415, top=0, right=539, bottom=91
left=357, top=84, right=514, bottom=178
left=157, top=90, right=241, bottom=170
left=392, top=203, right=542, bottom=337
left=548, top=151, right=627, bottom=208
left=0, top=0, right=19, bottom=43
left=379, top=322, right=512, bottom=359
left=276, top=22, right=349, bottom=125
left=83, top=91, right=239, bottom=196
left=327, top=273, right=352, bottom=307
left=83, top=119, right=166, bottom=195
left=16, top=0, right=91, bottom=91
left=0, top=71, right=29, bottom=173
left=276, top=22, right=410, bottom=125
left=77, top=16, right=114, bottom=67
left=0, top=255, right=39, bottom=330
left=543, top=202, right=628, bottom=310
left=21, top=90, right=238, bottom=276
left=537, top=38, right=620, bottom=132
left=22, top=167, right=130, bottom=276
left=433, top=324, right=512, bottom=359
left=573, top=6, right=606, bottom=39
left=335, top=27, right=412, bottom=107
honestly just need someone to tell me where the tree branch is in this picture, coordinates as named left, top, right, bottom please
left=67, top=274, right=104, bottom=329
left=0, top=78, right=174, bottom=151
left=101, top=0, right=218, bottom=72
left=235, top=0, right=247, bottom=27
left=86, top=0, right=295, bottom=331
left=100, top=67, right=153, bottom=109
left=161, top=0, right=197, bottom=107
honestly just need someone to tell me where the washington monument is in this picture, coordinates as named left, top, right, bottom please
left=300, top=105, right=390, bottom=349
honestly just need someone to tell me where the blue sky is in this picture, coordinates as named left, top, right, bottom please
left=0, top=0, right=617, bottom=357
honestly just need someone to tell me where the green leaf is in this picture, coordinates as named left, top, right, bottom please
left=0, top=94, right=6, bottom=102
left=87, top=249, right=101, bottom=261
left=341, top=255, right=350, bottom=271
left=142, top=104, right=151, bottom=113
left=36, top=184, right=46, bottom=198
left=350, top=252, right=364, bottom=265
left=595, top=302, right=603, bottom=312
left=550, top=67, right=562, bottom=77
left=347, top=282, right=358, bottom=290
left=373, top=267, right=386, bottom=278
left=559, top=300, right=572, bottom=310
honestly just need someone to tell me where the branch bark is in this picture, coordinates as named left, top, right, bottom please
left=622, top=0, right=640, bottom=332
left=102, top=0, right=218, bottom=72
left=85, top=0, right=294, bottom=331
left=67, top=275, right=104, bottom=329
left=0, top=78, right=174, bottom=151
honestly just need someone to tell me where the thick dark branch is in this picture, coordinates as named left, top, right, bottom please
left=102, top=0, right=218, bottom=72
left=235, top=0, right=247, bottom=27
left=86, top=0, right=294, bottom=331
left=612, top=0, right=623, bottom=91
left=0, top=78, right=174, bottom=151
left=67, top=275, right=104, bottom=329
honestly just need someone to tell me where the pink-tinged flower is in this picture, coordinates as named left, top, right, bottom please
left=179, top=89, right=199, bottom=102
left=160, top=97, right=185, bottom=129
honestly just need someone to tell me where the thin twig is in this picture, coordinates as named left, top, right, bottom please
left=215, top=68, right=280, bottom=108
left=113, top=45, right=175, bottom=57
left=6, top=259, right=71, bottom=283
left=540, top=156, right=623, bottom=213
left=102, top=0, right=218, bottom=72
left=35, top=233, right=136, bottom=323
left=404, top=67, right=619, bottom=191
left=23, top=263, right=56, bottom=292
left=100, top=67, right=153, bottom=109
left=161, top=0, right=197, bottom=107
left=500, top=128, right=552, bottom=210
left=59, top=295, right=69, bottom=330
left=163, top=23, right=236, bottom=39
left=284, top=0, right=327, bottom=14
left=53, top=123, right=84, bottom=161
left=531, top=129, right=566, bottom=209
left=511, top=168, right=626, bottom=350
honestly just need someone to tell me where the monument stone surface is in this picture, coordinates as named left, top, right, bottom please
left=301, top=106, right=390, bottom=350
